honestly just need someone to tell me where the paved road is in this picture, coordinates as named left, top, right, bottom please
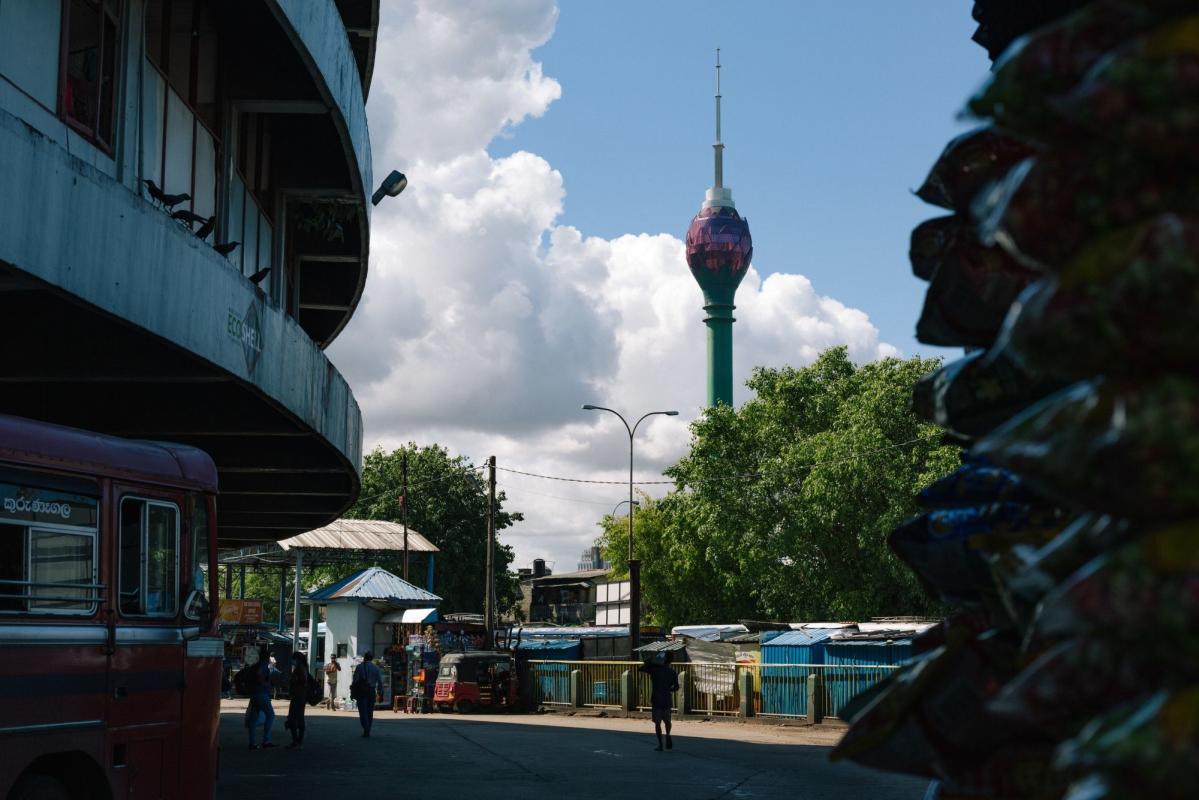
left=217, top=701, right=928, bottom=799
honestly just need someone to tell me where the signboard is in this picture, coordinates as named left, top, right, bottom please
left=219, top=598, right=263, bottom=625
left=0, top=482, right=98, bottom=528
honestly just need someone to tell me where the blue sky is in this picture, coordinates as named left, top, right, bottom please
left=340, top=1, right=996, bottom=569
left=489, top=1, right=991, bottom=358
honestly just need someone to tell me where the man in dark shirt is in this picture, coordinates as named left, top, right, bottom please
left=638, top=653, right=679, bottom=751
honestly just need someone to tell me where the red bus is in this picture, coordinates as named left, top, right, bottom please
left=0, top=413, right=221, bottom=799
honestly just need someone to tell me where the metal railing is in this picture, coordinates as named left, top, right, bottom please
left=528, top=660, right=898, bottom=719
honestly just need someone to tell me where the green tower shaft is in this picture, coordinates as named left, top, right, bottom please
left=703, top=295, right=736, bottom=407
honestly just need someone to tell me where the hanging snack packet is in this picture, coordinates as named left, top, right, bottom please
left=974, top=378, right=1199, bottom=518
left=1034, top=520, right=1199, bottom=649
left=915, top=232, right=1039, bottom=348
left=994, top=216, right=1199, bottom=380
left=911, top=216, right=970, bottom=281
left=834, top=626, right=1043, bottom=778
left=918, top=461, right=1041, bottom=509
left=935, top=743, right=1065, bottom=800
left=972, top=152, right=1199, bottom=271
left=891, top=504, right=1063, bottom=607
left=1054, top=688, right=1199, bottom=800
left=992, top=513, right=1134, bottom=629
left=967, top=0, right=1171, bottom=134
left=912, top=350, right=1065, bottom=440
left=1054, top=15, right=1199, bottom=160
left=989, top=638, right=1155, bottom=739
left=915, top=127, right=1038, bottom=211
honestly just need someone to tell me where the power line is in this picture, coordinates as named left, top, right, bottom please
left=494, top=433, right=941, bottom=488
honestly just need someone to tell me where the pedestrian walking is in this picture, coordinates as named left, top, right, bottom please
left=245, top=647, right=276, bottom=750
left=285, top=653, right=309, bottom=750
left=324, top=654, right=341, bottom=710
left=350, top=651, right=384, bottom=737
left=638, top=652, right=679, bottom=751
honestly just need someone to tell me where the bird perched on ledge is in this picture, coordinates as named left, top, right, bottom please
left=193, top=215, right=216, bottom=241
left=214, top=241, right=240, bottom=257
left=171, top=209, right=209, bottom=228
left=248, top=267, right=271, bottom=286
left=143, top=179, right=190, bottom=209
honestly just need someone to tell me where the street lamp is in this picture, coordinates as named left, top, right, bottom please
left=583, top=404, right=679, bottom=655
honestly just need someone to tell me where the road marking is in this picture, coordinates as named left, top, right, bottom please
left=592, top=749, right=623, bottom=758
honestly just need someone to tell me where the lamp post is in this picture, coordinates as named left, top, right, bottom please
left=583, top=405, right=679, bottom=655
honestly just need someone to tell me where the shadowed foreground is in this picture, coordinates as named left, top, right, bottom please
left=217, top=701, right=929, bottom=799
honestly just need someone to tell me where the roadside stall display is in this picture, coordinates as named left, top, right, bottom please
left=833, top=3, right=1199, bottom=798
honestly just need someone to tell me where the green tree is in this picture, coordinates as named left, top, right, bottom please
left=305, top=444, right=524, bottom=614
left=599, top=347, right=958, bottom=628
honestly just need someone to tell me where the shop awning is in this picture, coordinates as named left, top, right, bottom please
left=380, top=607, right=439, bottom=624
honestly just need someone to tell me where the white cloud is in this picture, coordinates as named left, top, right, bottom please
left=329, top=0, right=900, bottom=574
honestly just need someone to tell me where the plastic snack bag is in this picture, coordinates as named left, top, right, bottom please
left=974, top=378, right=1199, bottom=518
left=891, top=504, right=1063, bottom=607
left=918, top=461, right=1042, bottom=509
left=911, top=216, right=972, bottom=282
left=1055, top=688, right=1199, bottom=800
left=1033, top=520, right=1199, bottom=651
left=916, top=127, right=1038, bottom=212
left=912, top=350, right=1066, bottom=440
left=915, top=232, right=1040, bottom=348
left=995, top=216, right=1199, bottom=380
left=967, top=0, right=1175, bottom=134
left=1054, top=15, right=1199, bottom=160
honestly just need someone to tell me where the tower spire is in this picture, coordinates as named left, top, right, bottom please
left=714, top=48, right=723, bottom=189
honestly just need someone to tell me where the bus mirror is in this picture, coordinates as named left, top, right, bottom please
left=183, top=589, right=211, bottom=628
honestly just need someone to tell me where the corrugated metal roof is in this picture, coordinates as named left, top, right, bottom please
left=763, top=629, right=841, bottom=647
left=516, top=638, right=582, bottom=651
left=531, top=568, right=610, bottom=584
left=279, top=519, right=440, bottom=553
left=308, top=567, right=441, bottom=604
left=634, top=640, right=687, bottom=653
left=510, top=625, right=627, bottom=638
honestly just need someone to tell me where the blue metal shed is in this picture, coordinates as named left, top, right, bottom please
left=823, top=635, right=912, bottom=717
left=759, top=629, right=840, bottom=717
left=517, top=639, right=581, bottom=705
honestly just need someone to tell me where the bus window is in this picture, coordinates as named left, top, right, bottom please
left=0, top=480, right=99, bottom=614
left=184, top=497, right=210, bottom=622
left=119, top=497, right=180, bottom=617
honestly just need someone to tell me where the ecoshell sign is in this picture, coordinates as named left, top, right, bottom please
left=0, top=483, right=98, bottom=527
left=227, top=302, right=263, bottom=373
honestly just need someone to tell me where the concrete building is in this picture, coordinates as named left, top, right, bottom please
left=308, top=566, right=441, bottom=708
left=0, top=0, right=380, bottom=545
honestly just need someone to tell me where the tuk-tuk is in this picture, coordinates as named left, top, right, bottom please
left=433, top=651, right=518, bottom=713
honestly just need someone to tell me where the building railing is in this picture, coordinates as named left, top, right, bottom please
left=141, top=60, right=273, bottom=284
left=528, top=603, right=595, bottom=624
left=527, top=660, right=899, bottom=721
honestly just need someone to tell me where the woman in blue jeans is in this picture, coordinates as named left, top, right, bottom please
left=246, top=648, right=277, bottom=750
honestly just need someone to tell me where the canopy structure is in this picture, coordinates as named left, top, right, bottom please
left=217, top=518, right=441, bottom=654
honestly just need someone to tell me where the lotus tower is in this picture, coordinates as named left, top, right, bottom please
left=685, top=50, right=753, bottom=408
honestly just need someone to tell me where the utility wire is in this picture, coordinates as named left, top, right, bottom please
left=495, top=433, right=941, bottom=488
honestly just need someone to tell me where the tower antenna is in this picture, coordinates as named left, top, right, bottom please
left=714, top=48, right=723, bottom=189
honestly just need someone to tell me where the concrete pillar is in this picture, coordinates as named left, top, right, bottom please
left=676, top=671, right=689, bottom=715
left=277, top=567, right=286, bottom=630
left=808, top=672, right=824, bottom=724
left=307, top=602, right=319, bottom=672
left=621, top=670, right=635, bottom=713
left=292, top=551, right=304, bottom=654
left=570, top=670, right=583, bottom=708
left=426, top=554, right=435, bottom=592
left=739, top=668, right=755, bottom=718
left=238, top=563, right=246, bottom=599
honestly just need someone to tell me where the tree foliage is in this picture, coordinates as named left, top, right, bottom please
left=307, top=444, right=524, bottom=614
left=599, top=347, right=958, bottom=628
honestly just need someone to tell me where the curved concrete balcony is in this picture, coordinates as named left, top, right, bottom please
left=0, top=104, right=361, bottom=546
